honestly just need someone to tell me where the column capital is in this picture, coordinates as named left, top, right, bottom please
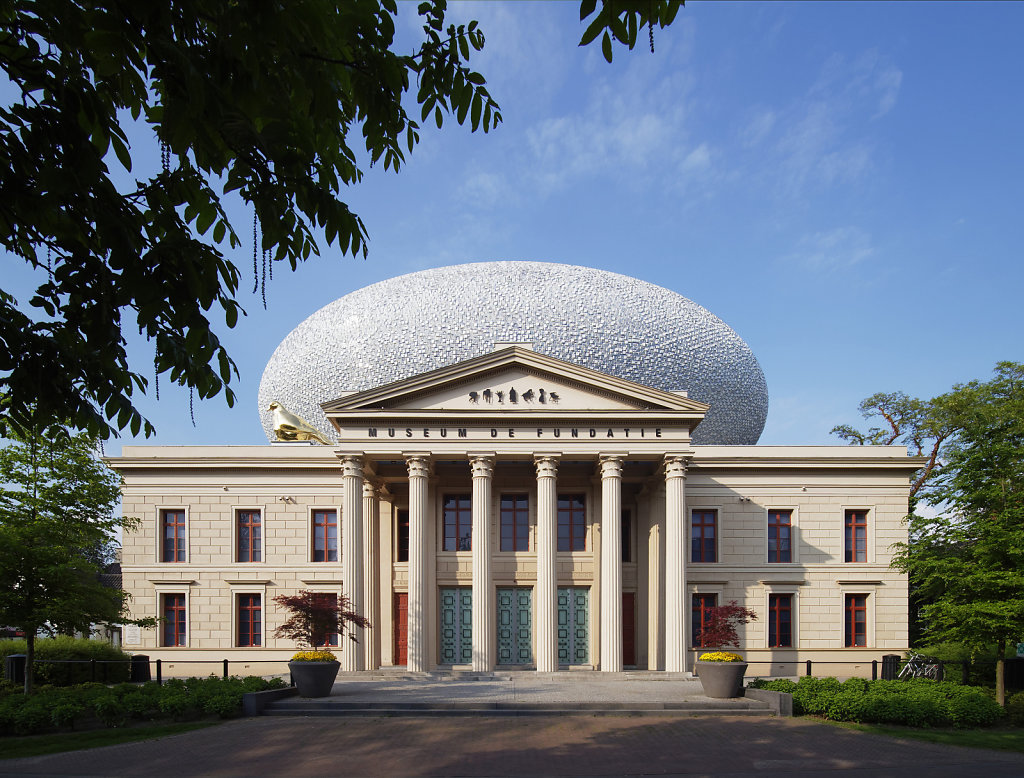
left=663, top=454, right=690, bottom=479
left=404, top=453, right=432, bottom=479
left=534, top=454, right=560, bottom=479
left=468, top=453, right=496, bottom=478
left=598, top=454, right=625, bottom=478
left=362, top=479, right=381, bottom=498
left=337, top=453, right=364, bottom=478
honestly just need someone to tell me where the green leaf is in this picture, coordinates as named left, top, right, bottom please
left=601, top=31, right=613, bottom=62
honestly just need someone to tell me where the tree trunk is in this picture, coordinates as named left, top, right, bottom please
left=24, top=631, right=34, bottom=696
left=996, top=639, right=1006, bottom=708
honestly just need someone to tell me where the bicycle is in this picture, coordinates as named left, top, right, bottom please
left=897, top=651, right=941, bottom=680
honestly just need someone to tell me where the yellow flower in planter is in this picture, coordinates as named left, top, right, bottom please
left=290, top=650, right=337, bottom=662
left=698, top=651, right=744, bottom=663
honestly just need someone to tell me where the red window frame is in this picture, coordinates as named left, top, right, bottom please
left=442, top=495, right=472, bottom=551
left=313, top=593, right=339, bottom=647
left=691, top=510, right=717, bottom=563
left=845, top=510, right=868, bottom=563
left=163, top=594, right=186, bottom=647
left=557, top=495, right=586, bottom=551
left=312, top=509, right=338, bottom=562
left=237, top=509, right=261, bottom=563
left=161, top=509, right=185, bottom=562
left=500, top=495, right=530, bottom=552
left=396, top=509, right=409, bottom=562
left=845, top=594, right=867, bottom=647
left=238, top=594, right=262, bottom=647
left=768, top=509, right=792, bottom=563
left=691, top=593, right=717, bottom=647
left=768, top=593, right=792, bottom=647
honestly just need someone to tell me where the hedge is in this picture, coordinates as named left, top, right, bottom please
left=0, top=637, right=132, bottom=685
left=748, top=676, right=1003, bottom=728
left=0, top=675, right=287, bottom=735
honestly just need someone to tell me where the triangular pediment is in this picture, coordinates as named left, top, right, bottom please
left=321, top=347, right=709, bottom=415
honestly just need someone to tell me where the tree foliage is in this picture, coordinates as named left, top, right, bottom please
left=843, top=363, right=1024, bottom=703
left=0, top=0, right=682, bottom=442
left=0, top=428, right=143, bottom=693
left=696, top=600, right=758, bottom=649
left=272, top=589, right=370, bottom=650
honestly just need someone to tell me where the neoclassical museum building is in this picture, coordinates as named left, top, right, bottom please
left=112, top=262, right=918, bottom=675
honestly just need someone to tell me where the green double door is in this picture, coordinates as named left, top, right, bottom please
left=497, top=587, right=533, bottom=665
left=558, top=587, right=590, bottom=665
left=439, top=587, right=472, bottom=665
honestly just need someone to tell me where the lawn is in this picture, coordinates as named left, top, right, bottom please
left=829, top=720, right=1024, bottom=754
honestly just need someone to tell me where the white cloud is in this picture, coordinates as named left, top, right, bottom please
left=785, top=226, right=875, bottom=273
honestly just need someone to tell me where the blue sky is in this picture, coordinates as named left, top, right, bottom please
left=10, top=2, right=1024, bottom=453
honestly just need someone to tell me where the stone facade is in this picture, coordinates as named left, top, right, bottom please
left=112, top=347, right=917, bottom=678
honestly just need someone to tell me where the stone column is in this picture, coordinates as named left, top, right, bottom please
left=339, top=454, right=365, bottom=672
left=469, top=454, right=495, bottom=672
left=647, top=482, right=666, bottom=671
left=362, top=480, right=381, bottom=671
left=599, top=455, right=624, bottom=672
left=405, top=454, right=431, bottom=673
left=534, top=455, right=559, bottom=673
left=664, top=455, right=688, bottom=673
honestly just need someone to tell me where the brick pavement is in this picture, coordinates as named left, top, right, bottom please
left=3, top=715, right=1024, bottom=777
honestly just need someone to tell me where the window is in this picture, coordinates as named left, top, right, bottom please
left=557, top=495, right=586, bottom=551
left=691, top=593, right=717, bottom=647
left=845, top=510, right=868, bottom=562
left=160, top=509, right=185, bottom=562
left=768, top=594, right=792, bottom=647
left=237, top=509, right=261, bottom=562
left=396, top=509, right=409, bottom=562
left=768, top=509, right=792, bottom=563
left=313, top=593, right=339, bottom=647
left=691, top=510, right=717, bottom=563
left=845, top=594, right=867, bottom=647
left=238, top=594, right=262, bottom=646
left=442, top=495, right=472, bottom=551
left=312, top=509, right=338, bottom=562
left=500, top=495, right=529, bottom=551
left=622, top=509, right=632, bottom=563
left=162, top=594, right=186, bottom=647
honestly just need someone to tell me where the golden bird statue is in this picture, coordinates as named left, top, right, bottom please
left=268, top=401, right=332, bottom=445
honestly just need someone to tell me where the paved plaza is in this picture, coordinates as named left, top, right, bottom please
left=2, top=674, right=1023, bottom=777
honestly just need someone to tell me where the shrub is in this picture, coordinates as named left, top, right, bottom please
left=790, top=676, right=842, bottom=715
left=748, top=678, right=797, bottom=694
left=0, top=637, right=132, bottom=686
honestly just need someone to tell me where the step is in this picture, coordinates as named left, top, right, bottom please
left=260, top=699, right=773, bottom=718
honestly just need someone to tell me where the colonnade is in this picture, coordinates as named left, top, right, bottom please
left=335, top=451, right=690, bottom=672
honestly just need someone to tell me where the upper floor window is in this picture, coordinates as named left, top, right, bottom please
left=844, top=510, right=868, bottom=562
left=557, top=495, right=586, bottom=551
left=844, top=593, right=867, bottom=647
left=691, top=593, right=717, bottom=647
left=442, top=495, right=472, bottom=551
left=312, top=509, right=338, bottom=562
left=691, top=510, right=717, bottom=563
left=768, top=509, right=792, bottom=563
left=500, top=495, right=529, bottom=551
left=160, top=509, right=185, bottom=563
left=396, top=509, right=409, bottom=562
left=162, top=593, right=186, bottom=647
left=237, top=509, right=261, bottom=563
left=237, top=594, right=262, bottom=647
left=768, top=594, right=793, bottom=647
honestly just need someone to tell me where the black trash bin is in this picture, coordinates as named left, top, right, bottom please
left=130, top=654, right=151, bottom=683
left=4, top=654, right=26, bottom=685
left=881, top=654, right=901, bottom=680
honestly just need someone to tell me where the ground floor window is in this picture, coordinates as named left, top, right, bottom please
left=691, top=593, right=717, bottom=647
left=238, top=594, right=262, bottom=647
left=768, top=594, right=792, bottom=647
left=844, top=593, right=867, bottom=647
left=162, top=593, right=186, bottom=647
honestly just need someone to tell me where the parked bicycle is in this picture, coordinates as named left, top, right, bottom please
left=898, top=651, right=941, bottom=680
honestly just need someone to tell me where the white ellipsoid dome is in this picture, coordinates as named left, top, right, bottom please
left=258, top=261, right=768, bottom=445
